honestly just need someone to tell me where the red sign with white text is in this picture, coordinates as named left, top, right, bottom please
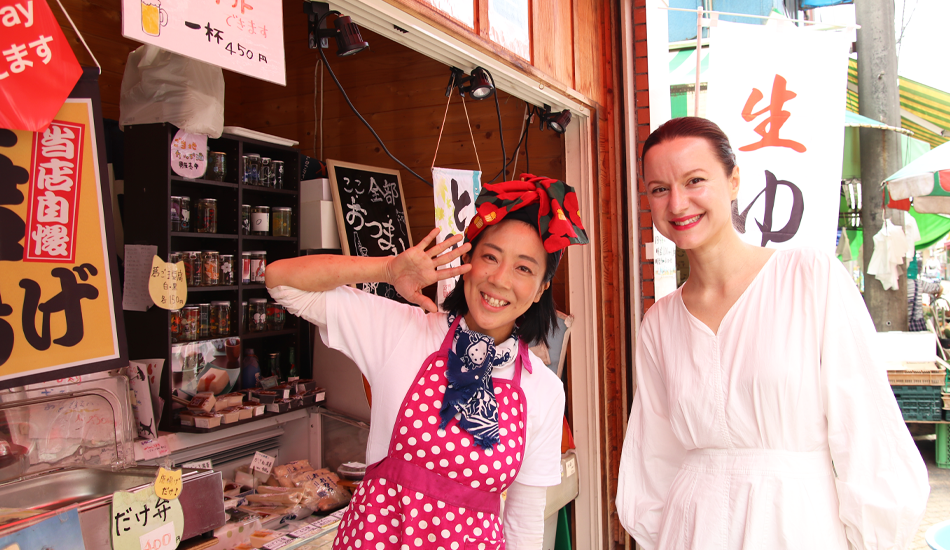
left=0, top=0, right=83, bottom=131
left=24, top=120, right=84, bottom=262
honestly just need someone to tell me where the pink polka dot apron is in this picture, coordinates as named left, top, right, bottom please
left=333, top=316, right=530, bottom=550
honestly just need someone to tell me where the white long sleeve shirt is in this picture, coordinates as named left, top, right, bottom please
left=617, top=248, right=929, bottom=549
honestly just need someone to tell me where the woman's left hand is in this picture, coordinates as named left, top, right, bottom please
left=387, top=228, right=472, bottom=312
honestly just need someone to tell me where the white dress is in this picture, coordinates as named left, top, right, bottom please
left=616, top=248, right=929, bottom=550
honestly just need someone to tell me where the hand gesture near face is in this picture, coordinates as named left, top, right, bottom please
left=387, top=228, right=471, bottom=313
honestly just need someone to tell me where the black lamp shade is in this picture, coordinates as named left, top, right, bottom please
left=548, top=109, right=572, bottom=133
left=334, top=16, right=370, bottom=56
left=469, top=68, right=494, bottom=99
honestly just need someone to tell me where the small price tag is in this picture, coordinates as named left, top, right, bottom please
left=565, top=456, right=576, bottom=477
left=139, top=520, right=177, bottom=550
left=147, top=256, right=187, bottom=310
left=136, top=438, right=170, bottom=461
left=250, top=451, right=276, bottom=475
left=182, top=460, right=213, bottom=470
left=262, top=536, right=296, bottom=550
left=154, top=468, right=182, bottom=500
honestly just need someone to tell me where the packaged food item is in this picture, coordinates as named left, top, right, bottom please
left=179, top=196, right=191, bottom=231
left=249, top=251, right=267, bottom=283
left=198, top=303, right=211, bottom=338
left=293, top=468, right=351, bottom=511
left=245, top=488, right=305, bottom=506
left=170, top=309, right=182, bottom=342
left=267, top=302, right=286, bottom=331
left=180, top=411, right=222, bottom=428
left=197, top=368, right=229, bottom=393
left=265, top=399, right=291, bottom=414
left=220, top=254, right=235, bottom=285
left=249, top=298, right=268, bottom=332
left=181, top=305, right=199, bottom=340
left=211, top=300, right=230, bottom=337
left=220, top=407, right=242, bottom=424
left=187, top=391, right=216, bottom=412
left=171, top=196, right=183, bottom=231
left=237, top=406, right=253, bottom=420
left=248, top=529, right=281, bottom=547
left=241, top=204, right=251, bottom=234
left=260, top=157, right=274, bottom=187
left=201, top=250, right=220, bottom=286
left=272, top=207, right=292, bottom=237
left=207, top=151, right=227, bottom=181
left=273, top=160, right=284, bottom=189
left=241, top=252, right=251, bottom=284
left=273, top=460, right=313, bottom=479
left=254, top=390, right=277, bottom=404
left=336, top=462, right=366, bottom=481
left=251, top=206, right=270, bottom=236
left=196, top=198, right=218, bottom=233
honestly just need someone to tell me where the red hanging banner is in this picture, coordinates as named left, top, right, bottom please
left=0, top=0, right=84, bottom=132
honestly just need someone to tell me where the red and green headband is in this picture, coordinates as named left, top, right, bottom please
left=465, top=174, right=589, bottom=253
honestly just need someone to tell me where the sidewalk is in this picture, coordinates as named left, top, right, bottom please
left=910, top=434, right=950, bottom=550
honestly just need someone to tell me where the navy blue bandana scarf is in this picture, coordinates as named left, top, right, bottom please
left=438, top=315, right=513, bottom=449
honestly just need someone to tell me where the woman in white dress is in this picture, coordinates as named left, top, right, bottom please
left=616, top=117, right=929, bottom=549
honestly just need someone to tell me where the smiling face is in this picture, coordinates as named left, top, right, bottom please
left=644, top=136, right=740, bottom=251
left=462, top=220, right=551, bottom=343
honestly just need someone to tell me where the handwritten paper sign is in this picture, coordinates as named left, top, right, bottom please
left=170, top=129, right=207, bottom=179
left=111, top=488, right=183, bottom=550
left=135, top=438, right=170, bottom=461
left=148, top=256, right=186, bottom=310
left=120, top=0, right=286, bottom=85
left=250, top=451, right=275, bottom=475
left=327, top=160, right=413, bottom=303
left=154, top=467, right=182, bottom=500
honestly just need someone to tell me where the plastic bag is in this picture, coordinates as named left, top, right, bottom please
left=119, top=44, right=225, bottom=138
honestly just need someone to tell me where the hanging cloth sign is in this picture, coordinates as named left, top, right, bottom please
left=0, top=0, right=84, bottom=131
left=433, top=167, right=481, bottom=308
left=705, top=21, right=851, bottom=251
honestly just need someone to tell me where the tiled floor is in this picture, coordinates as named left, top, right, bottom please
left=910, top=434, right=950, bottom=550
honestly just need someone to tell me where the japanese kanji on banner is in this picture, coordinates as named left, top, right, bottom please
left=0, top=86, right=125, bottom=387
left=0, top=0, right=84, bottom=131
left=706, top=22, right=851, bottom=251
left=432, top=167, right=481, bottom=309
left=120, top=0, right=285, bottom=85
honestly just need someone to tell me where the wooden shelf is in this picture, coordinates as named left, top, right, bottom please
left=171, top=176, right=239, bottom=188
left=124, top=123, right=307, bottom=434
left=241, top=186, right=298, bottom=196
left=172, top=232, right=239, bottom=239
left=186, top=285, right=239, bottom=292
left=242, top=235, right=297, bottom=241
left=241, top=328, right=298, bottom=340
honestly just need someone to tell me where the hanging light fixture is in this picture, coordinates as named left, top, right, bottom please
left=446, top=67, right=495, bottom=100
left=304, top=1, right=370, bottom=56
left=538, top=104, right=572, bottom=134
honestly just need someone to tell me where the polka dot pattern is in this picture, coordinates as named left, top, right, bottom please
left=332, top=352, right=526, bottom=550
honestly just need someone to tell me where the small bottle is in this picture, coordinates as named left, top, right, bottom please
left=242, top=347, right=260, bottom=390
left=288, top=346, right=298, bottom=379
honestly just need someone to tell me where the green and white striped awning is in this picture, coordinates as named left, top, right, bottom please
left=847, top=58, right=950, bottom=148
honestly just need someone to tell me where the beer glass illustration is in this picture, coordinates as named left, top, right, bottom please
left=141, top=0, right=168, bottom=37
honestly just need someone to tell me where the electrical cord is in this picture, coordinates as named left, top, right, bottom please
left=487, top=104, right=532, bottom=183
left=316, top=11, right=433, bottom=187
left=484, top=69, right=507, bottom=183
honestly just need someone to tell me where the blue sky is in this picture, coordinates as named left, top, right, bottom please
left=815, top=0, right=950, bottom=93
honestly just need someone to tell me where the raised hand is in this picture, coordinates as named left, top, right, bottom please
left=387, top=228, right=471, bottom=313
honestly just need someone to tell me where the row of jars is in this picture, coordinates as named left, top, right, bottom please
left=242, top=205, right=293, bottom=237
left=242, top=154, right=285, bottom=188
left=171, top=198, right=293, bottom=237
left=171, top=196, right=218, bottom=233
left=171, top=250, right=268, bottom=287
left=171, top=299, right=287, bottom=342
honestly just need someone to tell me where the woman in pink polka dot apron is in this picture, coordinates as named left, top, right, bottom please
left=333, top=315, right=530, bottom=550
left=266, top=175, right=588, bottom=549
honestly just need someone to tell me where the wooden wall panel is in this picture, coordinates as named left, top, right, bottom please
left=532, top=0, right=574, bottom=88
left=572, top=0, right=603, bottom=105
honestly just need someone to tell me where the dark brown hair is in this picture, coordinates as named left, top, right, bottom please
left=641, top=117, right=737, bottom=177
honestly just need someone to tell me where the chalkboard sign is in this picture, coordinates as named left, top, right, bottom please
left=327, top=160, right=413, bottom=303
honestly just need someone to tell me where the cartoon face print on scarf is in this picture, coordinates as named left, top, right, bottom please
left=440, top=319, right=512, bottom=449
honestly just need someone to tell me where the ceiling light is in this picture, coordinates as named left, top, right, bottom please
left=446, top=67, right=495, bottom=100
left=304, top=1, right=370, bottom=56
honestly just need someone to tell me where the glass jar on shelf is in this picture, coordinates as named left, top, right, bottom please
left=249, top=251, right=267, bottom=283
left=196, top=198, right=218, bottom=233
left=201, top=250, right=220, bottom=286
left=219, top=254, right=235, bottom=286
left=272, top=207, right=292, bottom=237
left=211, top=301, right=231, bottom=337
left=248, top=298, right=268, bottom=332
left=267, top=302, right=286, bottom=331
left=250, top=205, right=270, bottom=236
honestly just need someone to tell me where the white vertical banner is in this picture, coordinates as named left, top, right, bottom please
left=432, top=167, right=482, bottom=308
left=706, top=22, right=851, bottom=251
